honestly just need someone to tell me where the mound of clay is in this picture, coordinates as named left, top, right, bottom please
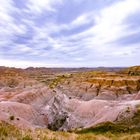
left=0, top=101, right=48, bottom=128
left=0, top=66, right=140, bottom=132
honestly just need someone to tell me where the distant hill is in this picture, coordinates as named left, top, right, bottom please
left=120, top=66, right=140, bottom=76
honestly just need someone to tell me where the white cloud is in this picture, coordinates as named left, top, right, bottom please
left=0, top=0, right=15, bottom=14
left=0, top=59, right=46, bottom=68
left=93, top=0, right=140, bottom=44
left=58, top=0, right=140, bottom=56
left=26, top=0, right=140, bottom=61
left=0, top=0, right=140, bottom=67
left=0, top=0, right=27, bottom=47
left=70, top=13, right=93, bottom=27
left=15, top=45, right=32, bottom=52
left=0, top=58, right=89, bottom=68
left=27, top=0, right=63, bottom=13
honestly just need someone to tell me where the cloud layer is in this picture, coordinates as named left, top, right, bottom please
left=0, top=0, right=140, bottom=67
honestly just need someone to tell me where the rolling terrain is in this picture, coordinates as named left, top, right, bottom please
left=0, top=66, right=140, bottom=140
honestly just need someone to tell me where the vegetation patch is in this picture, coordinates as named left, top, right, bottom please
left=9, top=115, right=15, bottom=121
left=48, top=75, right=68, bottom=89
left=1, top=121, right=140, bottom=140
left=76, top=122, right=130, bottom=134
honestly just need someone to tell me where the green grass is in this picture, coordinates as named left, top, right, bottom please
left=76, top=122, right=130, bottom=134
left=1, top=121, right=140, bottom=140
left=48, top=75, right=67, bottom=89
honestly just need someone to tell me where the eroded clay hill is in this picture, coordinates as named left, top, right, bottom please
left=0, top=66, right=140, bottom=132
left=56, top=71, right=140, bottom=100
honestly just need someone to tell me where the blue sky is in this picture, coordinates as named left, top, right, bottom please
left=0, top=0, right=140, bottom=68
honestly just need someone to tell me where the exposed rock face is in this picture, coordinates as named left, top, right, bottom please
left=10, top=86, right=56, bottom=107
left=0, top=66, right=140, bottom=132
left=0, top=84, right=54, bottom=128
left=43, top=92, right=140, bottom=131
left=56, top=76, right=140, bottom=100
left=0, top=85, right=139, bottom=131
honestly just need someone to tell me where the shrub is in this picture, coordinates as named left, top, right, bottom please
left=9, top=115, right=14, bottom=121
left=22, top=135, right=32, bottom=140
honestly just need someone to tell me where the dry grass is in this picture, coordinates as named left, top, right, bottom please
left=1, top=121, right=140, bottom=140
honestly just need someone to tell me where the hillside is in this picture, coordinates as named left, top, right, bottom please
left=0, top=66, right=140, bottom=139
left=119, top=66, right=140, bottom=76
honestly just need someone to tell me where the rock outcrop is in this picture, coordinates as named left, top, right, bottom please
left=0, top=66, right=140, bottom=132
left=56, top=75, right=140, bottom=100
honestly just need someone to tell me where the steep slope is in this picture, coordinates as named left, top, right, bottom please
left=43, top=91, right=140, bottom=131
left=56, top=73, right=140, bottom=100
left=0, top=101, right=47, bottom=128
left=0, top=66, right=140, bottom=134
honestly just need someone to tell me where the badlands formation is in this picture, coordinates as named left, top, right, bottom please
left=0, top=66, right=140, bottom=139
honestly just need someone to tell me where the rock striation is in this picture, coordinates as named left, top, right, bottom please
left=0, top=66, right=140, bottom=132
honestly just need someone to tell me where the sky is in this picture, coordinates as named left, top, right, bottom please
left=0, top=0, right=140, bottom=68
